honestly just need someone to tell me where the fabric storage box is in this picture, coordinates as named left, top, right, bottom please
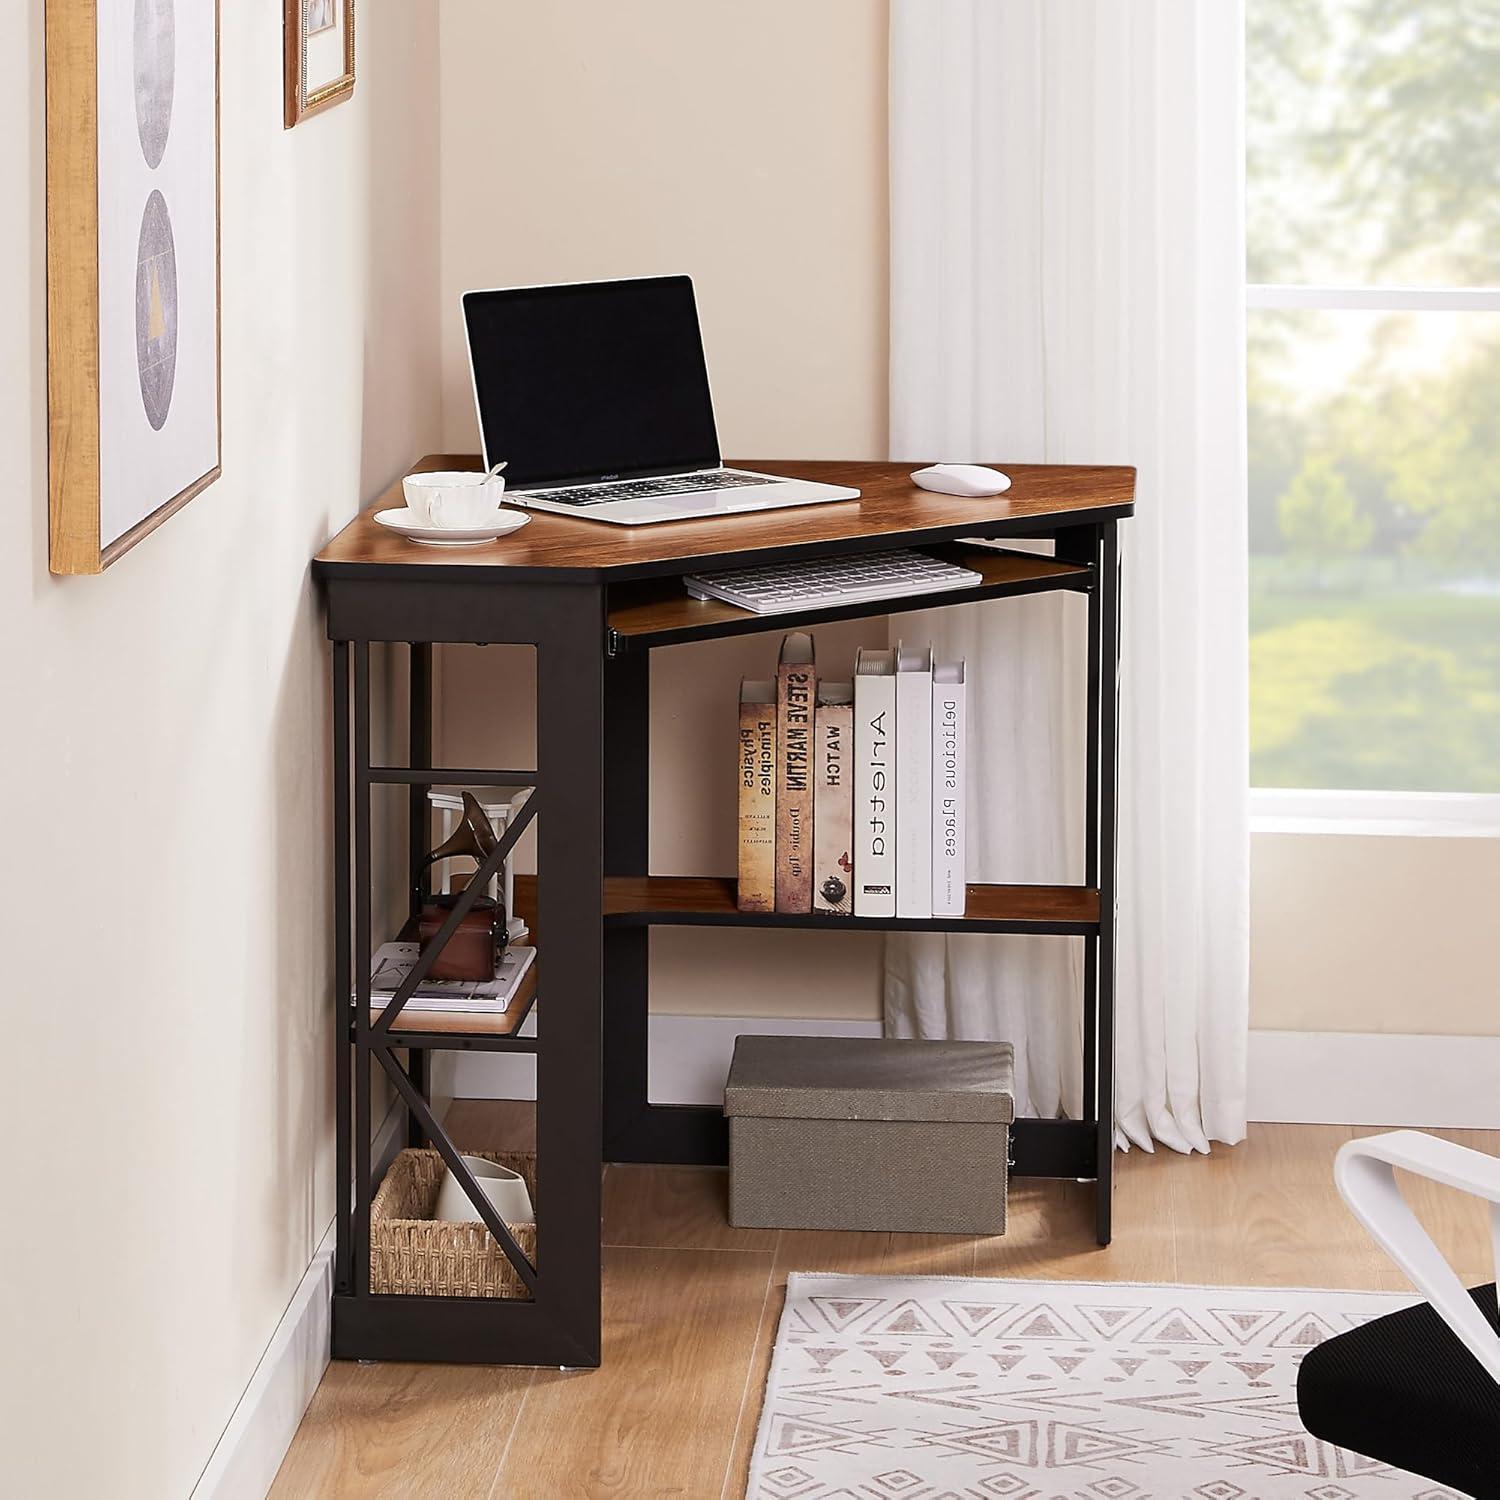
left=724, top=1035, right=1014, bottom=1235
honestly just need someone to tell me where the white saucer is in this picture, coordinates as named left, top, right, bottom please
left=374, top=507, right=531, bottom=547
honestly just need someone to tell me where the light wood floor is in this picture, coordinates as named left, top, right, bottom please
left=272, top=1109, right=1500, bottom=1499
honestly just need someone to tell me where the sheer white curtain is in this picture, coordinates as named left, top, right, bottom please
left=885, top=0, right=1249, bottom=1151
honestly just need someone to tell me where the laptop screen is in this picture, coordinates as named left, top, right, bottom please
left=464, top=276, right=722, bottom=489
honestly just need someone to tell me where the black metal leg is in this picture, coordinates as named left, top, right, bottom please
left=603, top=646, right=650, bottom=1158
left=353, top=642, right=373, bottom=1292
left=534, top=586, right=607, bottom=1366
left=1096, top=522, right=1121, bottom=1246
left=406, top=1050, right=429, bottom=1148
left=407, top=641, right=433, bottom=1148
left=408, top=642, right=432, bottom=921
left=599, top=643, right=732, bottom=1167
left=332, top=640, right=352, bottom=1296
left=1082, top=526, right=1102, bottom=1138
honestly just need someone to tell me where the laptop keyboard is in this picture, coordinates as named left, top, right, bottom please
left=516, top=470, right=781, bottom=507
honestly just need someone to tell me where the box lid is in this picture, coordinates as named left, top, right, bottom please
left=724, top=1035, right=1015, bottom=1125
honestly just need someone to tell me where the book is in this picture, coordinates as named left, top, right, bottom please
left=775, top=632, right=817, bottom=912
left=894, top=642, right=933, bottom=918
left=736, top=679, right=777, bottom=912
left=931, top=659, right=967, bottom=917
left=367, top=942, right=536, bottom=1015
left=812, top=683, right=854, bottom=914
left=853, top=646, right=897, bottom=917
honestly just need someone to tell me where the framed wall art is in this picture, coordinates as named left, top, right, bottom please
left=46, top=0, right=222, bottom=576
left=285, top=0, right=355, bottom=128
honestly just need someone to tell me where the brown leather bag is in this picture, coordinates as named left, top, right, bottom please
left=412, top=792, right=509, bottom=981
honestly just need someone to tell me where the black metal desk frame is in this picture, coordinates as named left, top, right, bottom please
left=320, top=505, right=1122, bottom=1368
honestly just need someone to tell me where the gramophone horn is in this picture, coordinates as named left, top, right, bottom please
left=413, top=791, right=500, bottom=903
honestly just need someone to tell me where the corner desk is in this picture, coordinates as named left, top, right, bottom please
left=315, top=456, right=1135, bottom=1368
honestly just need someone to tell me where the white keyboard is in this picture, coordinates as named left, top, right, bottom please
left=684, top=550, right=983, bottom=615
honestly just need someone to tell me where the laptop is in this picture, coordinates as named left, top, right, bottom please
left=463, top=276, right=861, bottom=525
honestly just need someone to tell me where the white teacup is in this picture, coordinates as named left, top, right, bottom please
left=403, top=470, right=506, bottom=529
left=434, top=1155, right=535, bottom=1225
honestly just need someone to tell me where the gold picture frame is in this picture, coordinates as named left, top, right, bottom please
left=285, top=0, right=356, bottom=128
left=46, top=0, right=223, bottom=575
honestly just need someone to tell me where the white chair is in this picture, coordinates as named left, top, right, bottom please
left=1296, top=1129, right=1500, bottom=1493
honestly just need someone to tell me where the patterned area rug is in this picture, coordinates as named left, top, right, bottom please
left=747, top=1273, right=1463, bottom=1499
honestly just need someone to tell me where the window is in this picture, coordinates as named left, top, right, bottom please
left=1247, top=2, right=1500, bottom=796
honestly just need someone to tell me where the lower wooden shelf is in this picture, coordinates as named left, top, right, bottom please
left=365, top=966, right=538, bottom=1049
left=602, top=876, right=1099, bottom=935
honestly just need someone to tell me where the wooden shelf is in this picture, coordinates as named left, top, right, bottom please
left=605, top=544, right=1091, bottom=649
left=366, top=965, right=538, bottom=1048
left=602, top=876, right=1099, bottom=935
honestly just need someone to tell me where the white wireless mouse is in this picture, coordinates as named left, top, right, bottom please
left=911, top=463, right=1012, bottom=497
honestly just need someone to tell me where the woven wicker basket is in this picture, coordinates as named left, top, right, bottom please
left=370, top=1148, right=537, bottom=1298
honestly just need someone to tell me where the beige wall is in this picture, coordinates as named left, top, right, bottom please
left=1251, top=831, right=1500, bottom=1037
left=0, top=6, right=441, bottom=1495
left=435, top=0, right=891, bottom=1020
left=436, top=0, right=889, bottom=461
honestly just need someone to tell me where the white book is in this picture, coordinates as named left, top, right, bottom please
left=931, top=659, right=967, bottom=917
left=894, top=642, right=934, bottom=918
left=853, top=647, right=897, bottom=917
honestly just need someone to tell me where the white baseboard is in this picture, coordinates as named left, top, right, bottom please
left=433, top=1013, right=883, bottom=1105
left=1248, top=1029, right=1500, bottom=1130
left=438, top=1017, right=1500, bottom=1132
left=190, top=1101, right=405, bottom=1500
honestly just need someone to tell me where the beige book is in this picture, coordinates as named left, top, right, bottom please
left=775, top=632, right=816, bottom=913
left=813, top=684, right=854, bottom=915
left=737, top=680, right=777, bottom=912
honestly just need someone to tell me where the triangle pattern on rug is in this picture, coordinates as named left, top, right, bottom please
left=1271, top=1311, right=1341, bottom=1348
left=1207, top=1304, right=1283, bottom=1344
left=941, top=1299, right=1017, bottom=1337
left=1049, top=1421, right=1162, bottom=1466
left=1075, top=1302, right=1152, bottom=1341
left=806, top=1296, right=884, bottom=1332
left=869, top=1299, right=950, bottom=1338
left=1335, top=1446, right=1400, bottom=1477
left=802, top=1346, right=846, bottom=1370
left=1138, top=1305, right=1219, bottom=1345
left=1001, top=1303, right=1081, bottom=1340
left=766, top=1413, right=877, bottom=1457
left=1208, top=1430, right=1331, bottom=1476
left=916, top=1418, right=1040, bottom=1465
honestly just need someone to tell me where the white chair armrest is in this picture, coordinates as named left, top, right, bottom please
left=1336, top=1130, right=1500, bottom=1385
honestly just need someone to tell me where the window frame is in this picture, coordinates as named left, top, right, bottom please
left=1246, top=278, right=1500, bottom=833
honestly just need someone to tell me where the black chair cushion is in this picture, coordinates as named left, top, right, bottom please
left=1297, top=1282, right=1500, bottom=1497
